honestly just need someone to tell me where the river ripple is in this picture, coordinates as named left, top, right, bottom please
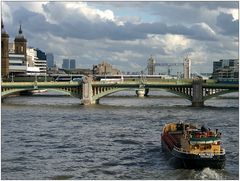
left=1, top=91, right=239, bottom=180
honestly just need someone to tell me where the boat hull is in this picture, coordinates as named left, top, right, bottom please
left=161, top=137, right=225, bottom=169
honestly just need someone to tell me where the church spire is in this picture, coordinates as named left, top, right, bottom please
left=19, top=23, right=22, bottom=34
left=15, top=21, right=26, bottom=41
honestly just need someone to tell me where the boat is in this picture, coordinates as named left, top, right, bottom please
left=161, top=121, right=225, bottom=169
left=31, top=89, right=48, bottom=94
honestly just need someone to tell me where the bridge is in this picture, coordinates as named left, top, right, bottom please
left=1, top=77, right=238, bottom=107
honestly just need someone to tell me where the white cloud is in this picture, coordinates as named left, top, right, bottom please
left=112, top=50, right=143, bottom=62
left=2, top=1, right=238, bottom=74
left=2, top=3, right=13, bottom=24
left=161, top=34, right=190, bottom=54
left=229, top=9, right=239, bottom=20
left=42, top=2, right=124, bottom=26
left=219, top=8, right=239, bottom=21
left=65, top=2, right=115, bottom=22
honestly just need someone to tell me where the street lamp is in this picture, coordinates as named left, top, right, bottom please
left=11, top=73, right=14, bottom=82
left=35, top=73, right=37, bottom=82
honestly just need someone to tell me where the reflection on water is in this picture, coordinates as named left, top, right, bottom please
left=1, top=91, right=239, bottom=180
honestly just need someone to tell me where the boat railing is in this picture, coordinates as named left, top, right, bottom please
left=173, top=146, right=225, bottom=155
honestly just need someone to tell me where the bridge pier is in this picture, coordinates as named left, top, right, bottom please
left=144, top=88, right=149, bottom=96
left=136, top=88, right=149, bottom=97
left=192, top=78, right=204, bottom=107
left=81, top=76, right=94, bottom=105
left=136, top=88, right=145, bottom=97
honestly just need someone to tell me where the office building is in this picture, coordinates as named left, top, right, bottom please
left=9, top=54, right=27, bottom=75
left=27, top=48, right=47, bottom=75
left=212, top=59, right=239, bottom=79
left=46, top=53, right=54, bottom=68
left=70, top=59, right=76, bottom=69
left=62, top=59, right=70, bottom=69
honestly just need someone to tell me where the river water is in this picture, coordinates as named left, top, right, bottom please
left=1, top=91, right=239, bottom=180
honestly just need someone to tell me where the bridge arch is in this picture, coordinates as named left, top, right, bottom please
left=203, top=89, right=238, bottom=101
left=92, top=87, right=129, bottom=102
left=1, top=88, right=81, bottom=99
left=165, top=89, right=192, bottom=101
left=1, top=89, right=29, bottom=98
left=91, top=87, right=193, bottom=103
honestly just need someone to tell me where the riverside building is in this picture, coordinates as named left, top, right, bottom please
left=93, top=61, right=121, bottom=75
left=1, top=20, right=9, bottom=77
left=5, top=23, right=28, bottom=76
left=212, top=59, right=239, bottom=81
left=46, top=53, right=54, bottom=68
left=70, top=59, right=76, bottom=69
left=62, top=59, right=70, bottom=69
left=1, top=19, right=47, bottom=77
left=27, top=48, right=47, bottom=76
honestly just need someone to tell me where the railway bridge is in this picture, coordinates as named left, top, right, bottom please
left=1, top=77, right=238, bottom=107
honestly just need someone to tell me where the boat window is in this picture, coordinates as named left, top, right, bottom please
left=194, top=145, right=199, bottom=149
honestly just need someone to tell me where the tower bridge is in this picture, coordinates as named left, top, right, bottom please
left=1, top=77, right=238, bottom=107
left=147, top=55, right=191, bottom=79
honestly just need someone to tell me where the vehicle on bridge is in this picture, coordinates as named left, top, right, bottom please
left=216, top=78, right=239, bottom=84
left=161, top=122, right=225, bottom=169
left=99, top=75, right=124, bottom=83
left=55, top=75, right=84, bottom=82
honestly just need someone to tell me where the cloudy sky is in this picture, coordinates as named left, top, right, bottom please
left=2, top=1, right=239, bottom=74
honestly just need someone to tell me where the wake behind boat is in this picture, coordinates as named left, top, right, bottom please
left=161, top=122, right=225, bottom=169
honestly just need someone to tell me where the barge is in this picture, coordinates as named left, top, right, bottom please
left=161, top=122, right=225, bottom=169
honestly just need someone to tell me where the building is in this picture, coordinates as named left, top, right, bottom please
left=36, top=49, right=47, bottom=74
left=1, top=20, right=48, bottom=77
left=1, top=20, right=10, bottom=77
left=70, top=59, right=76, bottom=69
left=147, top=55, right=156, bottom=75
left=8, top=24, right=28, bottom=76
left=183, top=57, right=191, bottom=79
left=66, top=68, right=92, bottom=75
left=14, top=24, right=27, bottom=60
left=62, top=59, right=70, bottom=69
left=27, top=48, right=47, bottom=75
left=2, top=21, right=28, bottom=77
left=9, top=54, right=26, bottom=76
left=93, top=61, right=121, bottom=75
left=36, top=48, right=46, bottom=60
left=46, top=53, right=54, bottom=68
left=212, top=59, right=239, bottom=80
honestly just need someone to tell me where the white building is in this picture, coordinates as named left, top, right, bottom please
left=27, top=48, right=47, bottom=75
left=9, top=53, right=27, bottom=75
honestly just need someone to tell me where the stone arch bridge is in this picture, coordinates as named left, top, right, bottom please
left=1, top=78, right=238, bottom=107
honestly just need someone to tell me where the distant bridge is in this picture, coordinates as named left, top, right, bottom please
left=1, top=77, right=238, bottom=107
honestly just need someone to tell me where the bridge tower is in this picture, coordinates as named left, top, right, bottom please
left=183, top=56, right=191, bottom=79
left=1, top=19, right=9, bottom=78
left=147, top=55, right=155, bottom=75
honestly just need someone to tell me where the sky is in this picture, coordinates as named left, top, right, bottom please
left=2, top=1, right=239, bottom=74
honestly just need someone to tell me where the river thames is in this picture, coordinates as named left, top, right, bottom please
left=1, top=91, right=239, bottom=180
